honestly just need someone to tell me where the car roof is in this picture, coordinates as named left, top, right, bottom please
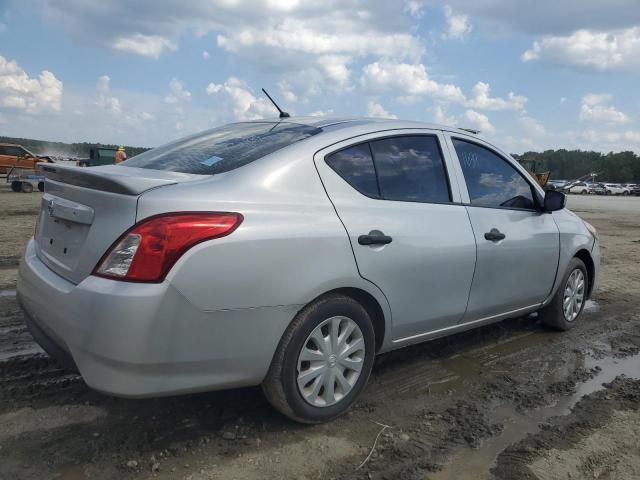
left=238, top=116, right=480, bottom=137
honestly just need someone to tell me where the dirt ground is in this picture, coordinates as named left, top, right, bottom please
left=1, top=187, right=639, bottom=480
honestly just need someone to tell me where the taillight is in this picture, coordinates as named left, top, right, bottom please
left=93, top=212, right=243, bottom=283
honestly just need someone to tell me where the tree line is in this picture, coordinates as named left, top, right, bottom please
left=0, top=136, right=149, bottom=159
left=514, top=149, right=640, bottom=183
left=2, top=134, right=640, bottom=183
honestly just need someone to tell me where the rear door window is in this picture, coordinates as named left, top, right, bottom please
left=453, top=138, right=536, bottom=210
left=124, top=122, right=321, bottom=174
left=370, top=136, right=450, bottom=203
left=325, top=143, right=379, bottom=197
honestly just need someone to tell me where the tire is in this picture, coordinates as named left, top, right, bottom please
left=262, top=293, right=376, bottom=423
left=38, top=182, right=45, bottom=192
left=539, top=257, right=588, bottom=331
left=10, top=181, right=21, bottom=192
left=21, top=182, right=34, bottom=193
left=580, top=190, right=587, bottom=195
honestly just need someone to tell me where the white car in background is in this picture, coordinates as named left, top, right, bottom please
left=604, top=184, right=628, bottom=195
left=569, top=182, right=590, bottom=195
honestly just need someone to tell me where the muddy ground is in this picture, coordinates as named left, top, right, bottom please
left=0, top=187, right=639, bottom=480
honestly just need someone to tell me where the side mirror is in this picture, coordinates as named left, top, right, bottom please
left=543, top=189, right=566, bottom=212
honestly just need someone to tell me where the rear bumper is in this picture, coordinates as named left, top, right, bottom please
left=17, top=239, right=299, bottom=398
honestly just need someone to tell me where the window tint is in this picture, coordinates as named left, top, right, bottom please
left=124, top=122, right=321, bottom=174
left=453, top=139, right=535, bottom=210
left=370, top=136, right=450, bottom=203
left=325, top=144, right=379, bottom=197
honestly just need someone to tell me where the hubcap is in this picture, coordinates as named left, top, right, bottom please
left=296, top=316, right=365, bottom=407
left=563, top=269, right=585, bottom=322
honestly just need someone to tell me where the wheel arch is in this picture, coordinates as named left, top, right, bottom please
left=574, top=249, right=595, bottom=298
left=295, top=287, right=388, bottom=353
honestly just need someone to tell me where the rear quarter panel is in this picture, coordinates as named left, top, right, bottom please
left=136, top=145, right=391, bottom=329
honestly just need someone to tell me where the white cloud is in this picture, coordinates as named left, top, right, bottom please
left=164, top=78, right=191, bottom=104
left=206, top=77, right=277, bottom=121
left=95, top=75, right=121, bottom=114
left=433, top=104, right=457, bottom=126
left=277, top=81, right=298, bottom=103
left=519, top=116, right=546, bottom=136
left=361, top=61, right=466, bottom=103
left=579, top=94, right=629, bottom=123
left=366, top=101, right=397, bottom=119
left=202, top=50, right=210, bottom=60
left=463, top=109, right=495, bottom=133
left=426, top=1, right=640, bottom=36
left=405, top=1, right=425, bottom=18
left=0, top=55, right=63, bottom=113
left=41, top=1, right=423, bottom=96
left=443, top=5, right=472, bottom=40
left=522, top=27, right=640, bottom=72
left=215, top=17, right=422, bottom=60
left=466, top=82, right=527, bottom=111
left=308, top=109, right=334, bottom=117
left=317, top=55, right=351, bottom=88
left=110, top=34, right=176, bottom=59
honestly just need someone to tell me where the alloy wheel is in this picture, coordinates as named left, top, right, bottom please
left=563, top=269, right=585, bottom=322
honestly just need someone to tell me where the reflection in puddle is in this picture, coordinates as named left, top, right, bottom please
left=431, top=353, right=640, bottom=480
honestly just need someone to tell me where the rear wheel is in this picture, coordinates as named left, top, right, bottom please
left=539, top=257, right=588, bottom=331
left=10, top=181, right=21, bottom=192
left=262, top=294, right=375, bottom=423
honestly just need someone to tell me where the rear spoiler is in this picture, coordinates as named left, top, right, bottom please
left=38, top=163, right=182, bottom=196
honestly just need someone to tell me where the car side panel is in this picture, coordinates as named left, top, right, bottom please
left=136, top=147, right=393, bottom=332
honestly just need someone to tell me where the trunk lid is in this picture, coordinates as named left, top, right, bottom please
left=35, top=164, right=203, bottom=284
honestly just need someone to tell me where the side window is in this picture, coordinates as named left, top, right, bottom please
left=325, top=143, right=379, bottom=197
left=453, top=139, right=535, bottom=210
left=370, top=136, right=450, bottom=203
left=5, top=146, right=24, bottom=156
left=0, top=146, right=8, bottom=155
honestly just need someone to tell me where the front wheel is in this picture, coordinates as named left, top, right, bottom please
left=539, top=258, right=588, bottom=331
left=262, top=294, right=375, bottom=423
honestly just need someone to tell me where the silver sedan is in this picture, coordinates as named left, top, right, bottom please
left=17, top=117, right=599, bottom=423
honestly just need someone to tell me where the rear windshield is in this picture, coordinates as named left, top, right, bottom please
left=123, top=122, right=322, bottom=174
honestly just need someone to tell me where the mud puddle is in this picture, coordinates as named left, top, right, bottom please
left=430, top=352, right=640, bottom=480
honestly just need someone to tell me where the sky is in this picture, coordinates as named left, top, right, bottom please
left=0, top=0, right=638, bottom=153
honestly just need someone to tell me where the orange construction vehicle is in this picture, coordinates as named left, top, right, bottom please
left=0, top=143, right=52, bottom=176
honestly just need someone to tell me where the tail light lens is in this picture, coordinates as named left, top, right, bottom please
left=94, top=212, right=243, bottom=282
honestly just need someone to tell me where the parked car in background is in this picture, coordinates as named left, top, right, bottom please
left=0, top=143, right=52, bottom=175
left=604, top=183, right=627, bottom=195
left=626, top=184, right=640, bottom=196
left=17, top=117, right=600, bottom=423
left=589, top=183, right=607, bottom=195
left=569, top=182, right=590, bottom=194
left=546, top=180, right=569, bottom=191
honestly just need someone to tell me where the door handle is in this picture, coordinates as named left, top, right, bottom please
left=358, top=230, right=393, bottom=246
left=484, top=228, right=506, bottom=242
